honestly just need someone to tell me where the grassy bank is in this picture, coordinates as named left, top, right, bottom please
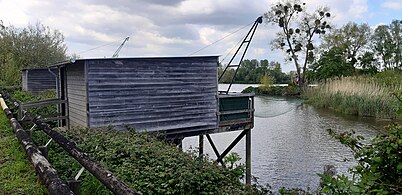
left=0, top=111, right=47, bottom=194
left=304, top=74, right=402, bottom=119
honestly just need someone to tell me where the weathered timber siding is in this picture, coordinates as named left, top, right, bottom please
left=22, top=70, right=28, bottom=91
left=66, top=62, right=88, bottom=127
left=86, top=57, right=218, bottom=134
left=21, top=68, right=58, bottom=93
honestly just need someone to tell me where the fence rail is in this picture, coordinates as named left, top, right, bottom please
left=1, top=93, right=139, bottom=195
left=18, top=98, right=69, bottom=128
left=0, top=94, right=74, bottom=195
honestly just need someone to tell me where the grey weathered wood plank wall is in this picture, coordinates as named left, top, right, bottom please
left=66, top=62, right=88, bottom=127
left=22, top=68, right=58, bottom=93
left=84, top=57, right=218, bottom=135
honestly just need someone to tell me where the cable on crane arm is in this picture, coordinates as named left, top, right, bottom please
left=77, top=37, right=129, bottom=55
left=219, top=36, right=244, bottom=64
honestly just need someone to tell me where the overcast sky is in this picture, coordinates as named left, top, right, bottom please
left=1, top=0, right=401, bottom=72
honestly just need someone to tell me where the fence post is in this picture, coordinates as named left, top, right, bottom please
left=38, top=146, right=48, bottom=159
left=67, top=180, right=80, bottom=195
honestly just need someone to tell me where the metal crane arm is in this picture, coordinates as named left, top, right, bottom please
left=218, top=16, right=263, bottom=94
left=112, top=37, right=130, bottom=58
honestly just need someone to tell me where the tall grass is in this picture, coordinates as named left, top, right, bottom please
left=304, top=75, right=402, bottom=119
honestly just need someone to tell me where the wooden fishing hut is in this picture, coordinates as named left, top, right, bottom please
left=47, top=56, right=254, bottom=184
left=22, top=68, right=59, bottom=94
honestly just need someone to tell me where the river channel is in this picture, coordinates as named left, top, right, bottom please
left=182, top=84, right=389, bottom=191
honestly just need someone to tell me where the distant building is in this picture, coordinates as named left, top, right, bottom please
left=22, top=68, right=58, bottom=94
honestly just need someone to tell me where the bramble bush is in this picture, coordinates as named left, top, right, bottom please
left=32, top=127, right=271, bottom=194
left=320, top=93, right=402, bottom=194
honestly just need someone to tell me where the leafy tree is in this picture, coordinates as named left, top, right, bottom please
left=219, top=59, right=290, bottom=84
left=372, top=20, right=402, bottom=69
left=0, top=21, right=67, bottom=86
left=311, top=47, right=354, bottom=81
left=389, top=20, right=402, bottom=68
left=321, top=22, right=372, bottom=68
left=218, top=64, right=236, bottom=83
left=357, top=51, right=379, bottom=74
left=259, top=73, right=273, bottom=90
left=264, top=0, right=331, bottom=87
left=373, top=25, right=395, bottom=69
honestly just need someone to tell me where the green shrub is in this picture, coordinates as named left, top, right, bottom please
left=32, top=127, right=269, bottom=194
left=12, top=89, right=57, bottom=119
left=321, top=125, right=402, bottom=194
left=242, top=85, right=300, bottom=96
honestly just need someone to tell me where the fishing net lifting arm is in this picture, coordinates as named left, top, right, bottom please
left=112, top=37, right=130, bottom=58
left=218, top=16, right=263, bottom=94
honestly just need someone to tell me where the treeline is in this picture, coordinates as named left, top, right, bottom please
left=307, top=20, right=402, bottom=82
left=219, top=59, right=291, bottom=84
left=0, top=21, right=67, bottom=86
left=264, top=1, right=402, bottom=86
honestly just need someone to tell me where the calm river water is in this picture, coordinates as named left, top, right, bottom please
left=182, top=84, right=389, bottom=191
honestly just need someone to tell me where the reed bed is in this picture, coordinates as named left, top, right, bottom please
left=305, top=76, right=402, bottom=119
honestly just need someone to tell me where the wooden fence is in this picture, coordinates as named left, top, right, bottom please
left=1, top=94, right=139, bottom=195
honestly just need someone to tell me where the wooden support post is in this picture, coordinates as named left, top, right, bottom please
left=198, top=135, right=204, bottom=157
left=172, top=138, right=183, bottom=149
left=67, top=180, right=80, bottom=195
left=26, top=129, right=32, bottom=138
left=216, top=129, right=249, bottom=163
left=39, top=146, right=48, bottom=159
left=205, top=134, right=224, bottom=165
left=246, top=129, right=251, bottom=185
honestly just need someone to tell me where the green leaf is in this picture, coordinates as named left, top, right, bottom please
left=350, top=185, right=361, bottom=193
left=373, top=157, right=382, bottom=163
left=397, top=162, right=402, bottom=171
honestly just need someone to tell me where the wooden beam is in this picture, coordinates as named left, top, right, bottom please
left=246, top=129, right=251, bottom=185
left=31, top=115, right=139, bottom=195
left=198, top=135, right=204, bottom=157
left=205, top=134, right=224, bottom=165
left=0, top=95, right=74, bottom=195
left=20, top=98, right=67, bottom=109
left=216, top=129, right=250, bottom=163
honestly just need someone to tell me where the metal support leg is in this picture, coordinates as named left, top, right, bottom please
left=199, top=135, right=204, bottom=157
left=246, top=129, right=251, bottom=185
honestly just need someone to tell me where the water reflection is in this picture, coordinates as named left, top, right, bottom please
left=183, top=85, right=383, bottom=191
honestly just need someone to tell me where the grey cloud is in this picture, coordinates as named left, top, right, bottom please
left=158, top=25, right=198, bottom=40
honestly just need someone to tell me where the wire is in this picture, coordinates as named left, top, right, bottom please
left=77, top=37, right=129, bottom=55
left=219, top=36, right=244, bottom=64
left=188, top=21, right=254, bottom=56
